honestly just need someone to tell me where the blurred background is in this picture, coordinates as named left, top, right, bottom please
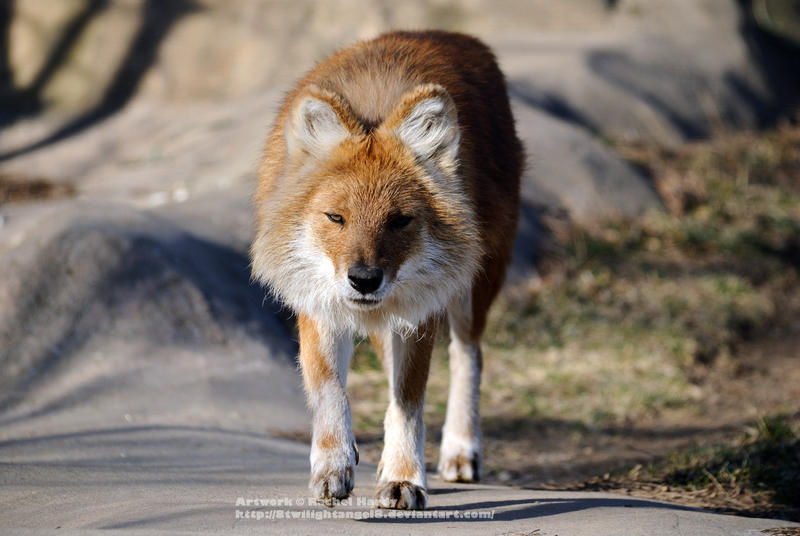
left=0, top=0, right=799, bottom=523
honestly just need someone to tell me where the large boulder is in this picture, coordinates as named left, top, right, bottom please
left=4, top=0, right=795, bottom=143
left=500, top=0, right=799, bottom=146
left=0, top=201, right=307, bottom=438
left=509, top=101, right=662, bottom=280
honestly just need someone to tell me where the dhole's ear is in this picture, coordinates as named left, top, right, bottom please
left=285, top=85, right=362, bottom=158
left=384, top=84, right=459, bottom=162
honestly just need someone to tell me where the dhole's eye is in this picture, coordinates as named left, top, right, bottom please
left=325, top=212, right=344, bottom=225
left=388, top=214, right=413, bottom=230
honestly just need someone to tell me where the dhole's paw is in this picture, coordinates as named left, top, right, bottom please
left=438, top=451, right=480, bottom=483
left=310, top=463, right=354, bottom=505
left=375, top=480, right=427, bottom=510
left=310, top=444, right=357, bottom=505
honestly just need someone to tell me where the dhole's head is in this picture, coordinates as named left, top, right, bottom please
left=253, top=83, right=481, bottom=330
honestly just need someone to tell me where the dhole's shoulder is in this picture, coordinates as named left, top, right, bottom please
left=309, top=31, right=502, bottom=90
left=353, top=30, right=496, bottom=62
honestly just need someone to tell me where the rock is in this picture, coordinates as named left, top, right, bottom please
left=4, top=0, right=795, bottom=143
left=514, top=100, right=661, bottom=222
left=508, top=101, right=662, bottom=281
left=499, top=0, right=799, bottom=146
left=0, top=201, right=307, bottom=438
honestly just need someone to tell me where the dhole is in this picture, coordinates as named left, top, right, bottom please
left=251, top=30, right=522, bottom=509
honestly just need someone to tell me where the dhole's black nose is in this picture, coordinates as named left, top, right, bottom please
left=347, top=264, right=384, bottom=294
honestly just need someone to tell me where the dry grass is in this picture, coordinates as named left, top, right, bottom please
left=476, top=121, right=800, bottom=427
left=567, top=414, right=800, bottom=521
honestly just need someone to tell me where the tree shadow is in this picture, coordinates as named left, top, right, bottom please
left=587, top=49, right=713, bottom=140
left=507, top=200, right=549, bottom=284
left=0, top=0, right=112, bottom=124
left=358, top=495, right=700, bottom=524
left=0, top=0, right=198, bottom=162
left=0, top=0, right=15, bottom=101
left=508, top=82, right=599, bottom=136
left=733, top=0, right=800, bottom=123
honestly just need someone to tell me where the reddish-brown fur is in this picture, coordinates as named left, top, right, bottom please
left=251, top=30, right=522, bottom=507
left=253, top=31, right=522, bottom=313
left=296, top=314, right=334, bottom=392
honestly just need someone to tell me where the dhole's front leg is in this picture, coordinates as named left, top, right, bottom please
left=370, top=319, right=436, bottom=509
left=297, top=314, right=357, bottom=504
left=439, top=293, right=483, bottom=482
